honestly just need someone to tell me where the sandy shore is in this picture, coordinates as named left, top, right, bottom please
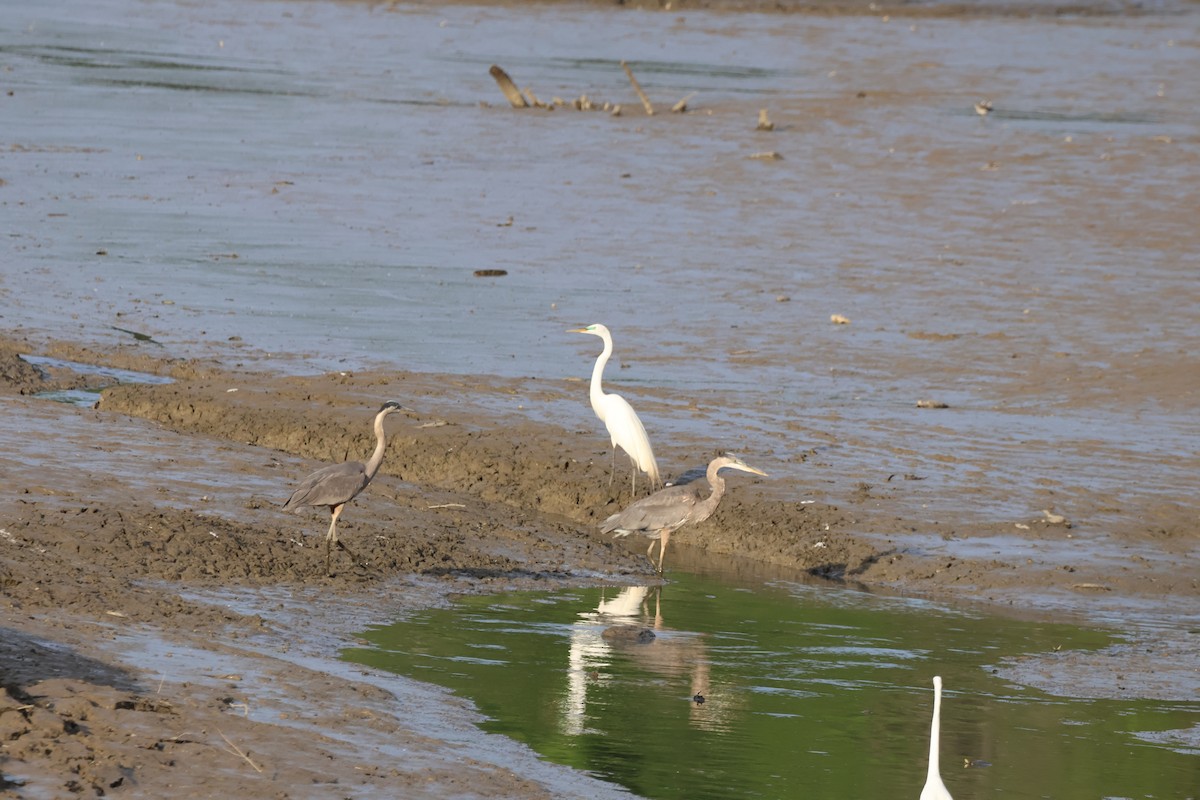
left=0, top=334, right=1196, bottom=797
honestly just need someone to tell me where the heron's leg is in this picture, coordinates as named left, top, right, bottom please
left=629, top=453, right=638, bottom=498
left=324, top=504, right=363, bottom=572
left=325, top=504, right=345, bottom=574
left=608, top=447, right=616, bottom=488
left=336, top=538, right=360, bottom=563
left=326, top=505, right=344, bottom=545
left=645, top=536, right=667, bottom=572
left=656, top=530, right=671, bottom=573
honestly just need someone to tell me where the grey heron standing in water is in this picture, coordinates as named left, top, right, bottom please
left=601, top=454, right=767, bottom=572
left=569, top=323, right=661, bottom=497
left=282, top=401, right=403, bottom=573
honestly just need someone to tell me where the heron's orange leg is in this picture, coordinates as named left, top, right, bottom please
left=657, top=530, right=671, bottom=573
left=326, top=504, right=345, bottom=545
left=325, top=504, right=346, bottom=574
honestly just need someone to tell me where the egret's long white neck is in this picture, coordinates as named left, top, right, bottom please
left=588, top=333, right=613, bottom=415
left=927, top=677, right=943, bottom=781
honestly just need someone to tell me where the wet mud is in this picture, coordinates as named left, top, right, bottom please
left=410, top=0, right=1198, bottom=18
left=0, top=336, right=1196, bottom=796
left=4, top=0, right=1199, bottom=790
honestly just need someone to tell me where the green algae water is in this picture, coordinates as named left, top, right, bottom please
left=344, top=573, right=1199, bottom=799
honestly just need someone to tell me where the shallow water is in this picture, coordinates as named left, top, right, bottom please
left=21, top=354, right=173, bottom=405
left=3, top=1, right=1199, bottom=542
left=345, top=574, right=1199, bottom=799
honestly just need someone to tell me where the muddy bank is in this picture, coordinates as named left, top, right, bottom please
left=400, top=0, right=1197, bottom=19
left=84, top=344, right=1200, bottom=607
left=1, top=332, right=1196, bottom=619
left=0, top=337, right=1197, bottom=797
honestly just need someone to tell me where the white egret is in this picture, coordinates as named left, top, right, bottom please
left=920, top=675, right=954, bottom=800
left=569, top=323, right=661, bottom=495
left=282, top=401, right=403, bottom=573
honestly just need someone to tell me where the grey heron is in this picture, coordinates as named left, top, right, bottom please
left=601, top=454, right=766, bottom=572
left=282, top=401, right=402, bottom=573
left=569, top=323, right=661, bottom=496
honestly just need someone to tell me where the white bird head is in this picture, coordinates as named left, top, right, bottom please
left=567, top=323, right=611, bottom=338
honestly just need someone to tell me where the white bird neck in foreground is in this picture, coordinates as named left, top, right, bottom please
left=588, top=331, right=615, bottom=406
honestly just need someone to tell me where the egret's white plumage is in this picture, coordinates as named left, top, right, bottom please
left=920, top=676, right=954, bottom=800
left=570, top=323, right=661, bottom=495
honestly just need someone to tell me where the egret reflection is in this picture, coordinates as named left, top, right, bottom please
left=561, top=585, right=738, bottom=735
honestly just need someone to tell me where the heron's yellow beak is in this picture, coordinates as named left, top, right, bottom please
left=567, top=327, right=589, bottom=334
left=746, top=466, right=769, bottom=477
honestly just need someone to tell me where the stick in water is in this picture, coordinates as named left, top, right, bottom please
left=489, top=65, right=528, bottom=108
left=620, top=61, right=655, bottom=116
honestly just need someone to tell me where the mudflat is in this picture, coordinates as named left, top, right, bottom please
left=0, top=334, right=1196, bottom=797
left=3, top=0, right=1199, bottom=791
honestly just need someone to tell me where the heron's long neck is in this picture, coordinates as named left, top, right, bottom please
left=588, top=336, right=613, bottom=413
left=927, top=685, right=942, bottom=780
left=696, top=465, right=728, bottom=523
left=364, top=411, right=390, bottom=479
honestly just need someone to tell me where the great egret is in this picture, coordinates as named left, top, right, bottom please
left=920, top=675, right=954, bottom=800
left=282, top=401, right=402, bottom=573
left=569, top=323, right=661, bottom=495
left=601, top=454, right=767, bottom=572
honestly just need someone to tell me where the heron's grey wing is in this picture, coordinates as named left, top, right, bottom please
left=601, top=485, right=701, bottom=536
left=283, top=461, right=369, bottom=511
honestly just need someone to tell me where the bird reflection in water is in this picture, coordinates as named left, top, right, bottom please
left=561, top=586, right=740, bottom=735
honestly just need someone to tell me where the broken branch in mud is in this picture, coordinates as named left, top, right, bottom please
left=487, top=62, right=685, bottom=118
left=523, top=87, right=545, bottom=109
left=621, top=60, right=655, bottom=116
left=217, top=728, right=264, bottom=773
left=672, top=92, right=697, bottom=113
left=488, top=65, right=527, bottom=109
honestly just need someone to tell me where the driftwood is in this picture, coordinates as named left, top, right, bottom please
left=620, top=61, right=655, bottom=116
left=523, top=87, right=546, bottom=109
left=488, top=62, right=688, bottom=118
left=489, top=65, right=527, bottom=108
left=671, top=92, right=696, bottom=113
